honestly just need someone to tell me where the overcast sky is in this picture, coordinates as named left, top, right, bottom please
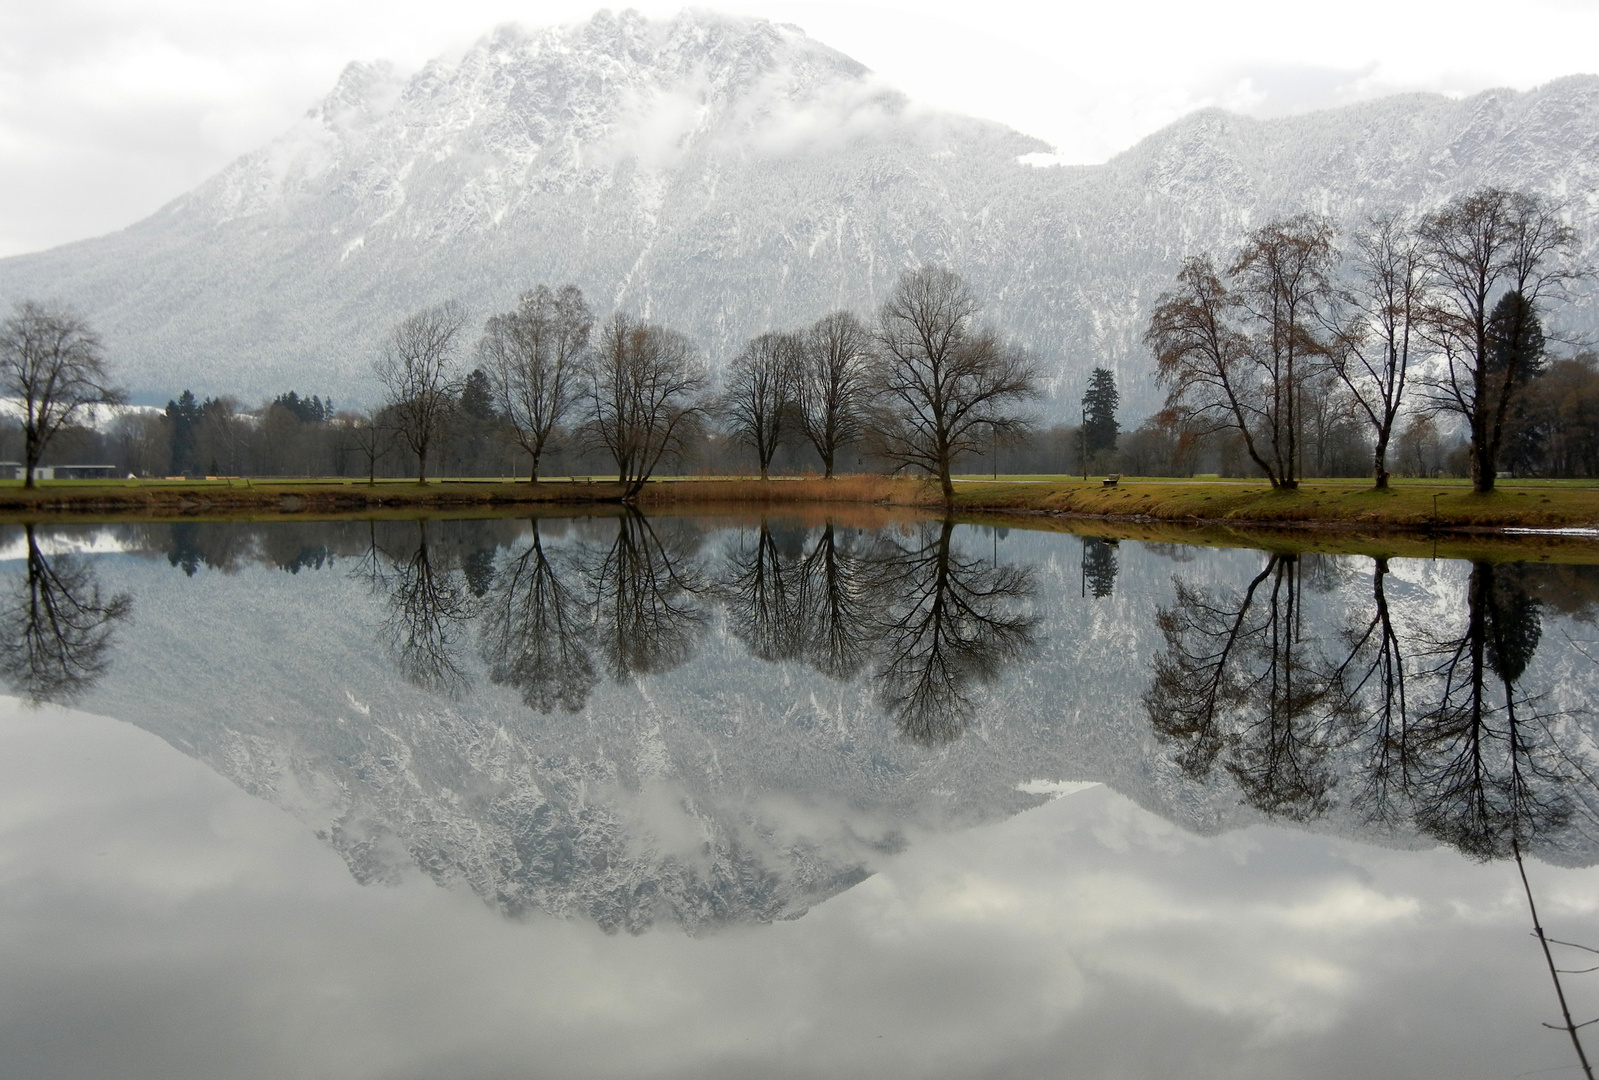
left=3, top=0, right=1598, bottom=257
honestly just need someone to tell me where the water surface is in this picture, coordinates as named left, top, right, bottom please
left=1, top=513, right=1597, bottom=1079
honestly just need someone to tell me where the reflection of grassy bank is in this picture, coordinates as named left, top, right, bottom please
left=951, top=512, right=1599, bottom=565
left=2, top=474, right=1599, bottom=537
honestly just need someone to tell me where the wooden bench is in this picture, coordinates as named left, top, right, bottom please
left=1101, top=474, right=1122, bottom=488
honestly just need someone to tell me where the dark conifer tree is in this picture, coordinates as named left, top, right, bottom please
left=1082, top=367, right=1120, bottom=456
left=458, top=368, right=497, bottom=422
left=165, top=390, right=202, bottom=475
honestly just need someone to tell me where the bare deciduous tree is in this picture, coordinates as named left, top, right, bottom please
left=870, top=266, right=1039, bottom=504
left=720, top=332, right=798, bottom=480
left=0, top=301, right=124, bottom=487
left=1146, top=257, right=1282, bottom=479
left=337, top=409, right=392, bottom=485
left=797, top=311, right=872, bottom=477
left=584, top=313, right=707, bottom=500
left=1227, top=213, right=1337, bottom=489
left=1418, top=188, right=1582, bottom=492
left=1325, top=211, right=1425, bottom=488
left=1148, top=215, right=1337, bottom=490
left=478, top=285, right=592, bottom=482
left=374, top=302, right=466, bottom=483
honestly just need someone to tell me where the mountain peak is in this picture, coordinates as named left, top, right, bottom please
left=2, top=15, right=1597, bottom=413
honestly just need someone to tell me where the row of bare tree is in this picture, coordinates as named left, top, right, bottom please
left=1146, top=187, right=1588, bottom=492
left=368, top=265, right=1039, bottom=502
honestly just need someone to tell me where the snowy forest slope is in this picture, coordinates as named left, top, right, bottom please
left=1, top=10, right=1597, bottom=416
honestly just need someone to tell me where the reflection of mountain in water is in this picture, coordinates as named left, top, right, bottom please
left=69, top=515, right=1048, bottom=933
left=42, top=518, right=1599, bottom=932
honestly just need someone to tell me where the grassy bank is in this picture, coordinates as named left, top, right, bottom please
left=0, top=476, right=630, bottom=515
left=2, top=474, right=1598, bottom=534
left=945, top=477, right=1599, bottom=531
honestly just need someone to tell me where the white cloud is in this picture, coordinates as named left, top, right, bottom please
left=2, top=0, right=1599, bottom=255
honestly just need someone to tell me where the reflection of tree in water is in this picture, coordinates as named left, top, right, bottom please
left=719, top=521, right=809, bottom=663
left=716, top=517, right=1034, bottom=744
left=0, top=525, right=131, bottom=704
left=1081, top=537, right=1118, bottom=599
left=580, top=511, right=707, bottom=680
left=1145, top=554, right=1354, bottom=821
left=870, top=518, right=1036, bottom=745
left=1337, top=557, right=1412, bottom=827
left=795, top=523, right=881, bottom=681
left=1147, top=555, right=1593, bottom=842
left=167, top=522, right=203, bottom=577
left=1405, top=562, right=1576, bottom=860
left=478, top=520, right=597, bottom=713
left=370, top=520, right=477, bottom=696
left=1147, top=554, right=1599, bottom=1075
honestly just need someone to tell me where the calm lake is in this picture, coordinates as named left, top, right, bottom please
left=1, top=512, right=1597, bottom=1080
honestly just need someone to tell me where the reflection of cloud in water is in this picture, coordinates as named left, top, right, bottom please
left=0, top=527, right=131, bottom=561
left=0, top=700, right=1585, bottom=1080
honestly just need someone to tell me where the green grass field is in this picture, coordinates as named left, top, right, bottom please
left=1, top=474, right=1597, bottom=534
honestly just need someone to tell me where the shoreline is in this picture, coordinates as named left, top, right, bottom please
left=1, top=474, right=1597, bottom=537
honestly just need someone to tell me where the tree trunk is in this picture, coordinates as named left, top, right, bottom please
left=1472, top=429, right=1494, bottom=493
left=939, top=469, right=954, bottom=505
left=1373, top=432, right=1391, bottom=490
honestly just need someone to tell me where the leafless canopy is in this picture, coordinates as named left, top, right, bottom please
left=1227, top=214, right=1338, bottom=488
left=0, top=301, right=125, bottom=488
left=1145, top=256, right=1276, bottom=477
left=870, top=266, right=1039, bottom=503
left=1325, top=211, right=1425, bottom=488
left=478, top=284, right=592, bottom=481
left=1148, top=214, right=1338, bottom=489
left=720, top=332, right=799, bottom=480
left=373, top=302, right=466, bottom=483
left=584, top=313, right=707, bottom=500
left=796, top=311, right=872, bottom=477
left=1417, top=187, right=1583, bottom=491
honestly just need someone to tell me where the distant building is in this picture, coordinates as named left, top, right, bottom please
left=0, top=463, right=121, bottom=481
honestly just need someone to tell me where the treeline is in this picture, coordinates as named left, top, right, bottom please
left=7, top=196, right=1596, bottom=488
left=1, top=268, right=1041, bottom=502
left=1143, top=186, right=1596, bottom=491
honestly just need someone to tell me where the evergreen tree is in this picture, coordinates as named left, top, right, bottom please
left=165, top=389, right=202, bottom=475
left=272, top=390, right=331, bottom=424
left=1082, top=367, right=1120, bottom=456
left=1487, top=291, right=1547, bottom=477
left=458, top=368, right=497, bottom=422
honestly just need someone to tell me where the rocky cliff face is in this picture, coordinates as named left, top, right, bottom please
left=3, top=11, right=1598, bottom=415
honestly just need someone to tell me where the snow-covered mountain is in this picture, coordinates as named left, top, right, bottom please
left=2, top=9, right=1598, bottom=416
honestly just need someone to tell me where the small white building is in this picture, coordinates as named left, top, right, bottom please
left=0, top=463, right=121, bottom=481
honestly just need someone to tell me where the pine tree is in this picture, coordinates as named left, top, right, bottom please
left=1082, top=367, right=1119, bottom=456
left=458, top=368, right=497, bottom=422
left=165, top=389, right=202, bottom=475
